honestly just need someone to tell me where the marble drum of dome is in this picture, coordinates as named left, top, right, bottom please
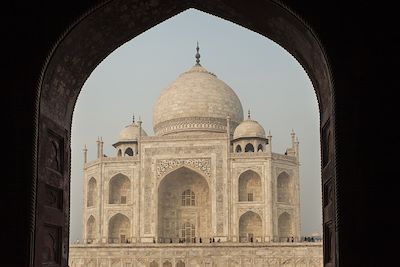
left=153, top=61, right=244, bottom=136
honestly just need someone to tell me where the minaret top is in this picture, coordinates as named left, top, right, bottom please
left=195, top=42, right=201, bottom=65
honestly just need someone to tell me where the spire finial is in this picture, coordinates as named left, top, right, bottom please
left=195, top=42, right=201, bottom=65
left=248, top=109, right=251, bottom=119
left=132, top=113, right=135, bottom=123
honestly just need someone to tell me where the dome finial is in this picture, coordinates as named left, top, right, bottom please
left=248, top=109, right=251, bottom=119
left=195, top=41, right=201, bottom=65
left=132, top=113, right=135, bottom=123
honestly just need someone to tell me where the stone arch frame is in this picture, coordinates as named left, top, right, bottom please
left=238, top=210, right=263, bottom=242
left=238, top=169, right=263, bottom=202
left=108, top=173, right=131, bottom=204
left=276, top=171, right=292, bottom=203
left=157, top=165, right=211, bottom=190
left=33, top=0, right=336, bottom=266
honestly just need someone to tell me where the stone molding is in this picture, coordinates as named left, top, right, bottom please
left=156, top=158, right=211, bottom=181
left=154, top=117, right=239, bottom=136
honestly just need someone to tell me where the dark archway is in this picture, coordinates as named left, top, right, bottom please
left=34, top=1, right=335, bottom=266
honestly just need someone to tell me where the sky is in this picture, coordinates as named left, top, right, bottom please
left=70, top=8, right=322, bottom=242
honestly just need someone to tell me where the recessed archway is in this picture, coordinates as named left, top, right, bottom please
left=108, top=213, right=131, bottom=244
left=239, top=211, right=263, bottom=242
left=157, top=167, right=210, bottom=243
left=34, top=0, right=335, bottom=266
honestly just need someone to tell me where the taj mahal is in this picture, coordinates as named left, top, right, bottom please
left=69, top=46, right=322, bottom=267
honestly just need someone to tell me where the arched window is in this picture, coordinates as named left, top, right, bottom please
left=109, top=174, right=131, bottom=204
left=87, top=177, right=97, bottom=207
left=181, top=222, right=195, bottom=243
left=181, top=189, right=195, bottom=206
left=176, top=260, right=185, bottom=267
left=150, top=260, right=159, bottom=267
left=117, top=149, right=122, bottom=157
left=277, top=172, right=291, bottom=203
left=257, top=144, right=263, bottom=152
left=124, top=147, right=133, bottom=156
left=244, top=143, right=254, bottom=152
left=163, top=261, right=172, bottom=267
left=235, top=145, right=242, bottom=153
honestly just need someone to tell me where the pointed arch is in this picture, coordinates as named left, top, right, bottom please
left=150, top=260, right=159, bottom=267
left=277, top=172, right=292, bottom=203
left=278, top=212, right=293, bottom=241
left=163, top=261, right=172, bottom=267
left=109, top=174, right=131, bottom=204
left=124, top=147, right=133, bottom=156
left=257, top=144, right=263, bottom=152
left=244, top=143, right=254, bottom=152
left=235, top=144, right=242, bottom=153
left=158, top=167, right=210, bottom=243
left=86, top=215, right=96, bottom=243
left=239, top=211, right=262, bottom=242
left=117, top=149, right=122, bottom=157
left=238, top=170, right=262, bottom=202
left=87, top=177, right=97, bottom=207
left=176, top=260, right=185, bottom=267
left=108, top=213, right=131, bottom=243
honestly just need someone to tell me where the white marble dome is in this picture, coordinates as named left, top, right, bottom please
left=118, top=122, right=147, bottom=141
left=153, top=64, right=244, bottom=136
left=233, top=117, right=266, bottom=140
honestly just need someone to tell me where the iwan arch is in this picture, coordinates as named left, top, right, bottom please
left=30, top=0, right=338, bottom=267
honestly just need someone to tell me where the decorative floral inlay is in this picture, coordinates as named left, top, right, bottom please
left=156, top=158, right=211, bottom=179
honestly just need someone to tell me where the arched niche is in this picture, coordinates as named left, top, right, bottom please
left=158, top=167, right=210, bottom=243
left=108, top=213, right=131, bottom=243
left=277, top=172, right=292, bottom=203
left=87, top=177, right=97, bottom=207
left=278, top=212, right=293, bottom=241
left=109, top=174, right=131, bottom=204
left=238, top=170, right=262, bottom=202
left=239, top=211, right=262, bottom=242
left=86, top=215, right=96, bottom=243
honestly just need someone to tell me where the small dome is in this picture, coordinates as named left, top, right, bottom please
left=233, top=118, right=266, bottom=140
left=118, top=122, right=147, bottom=141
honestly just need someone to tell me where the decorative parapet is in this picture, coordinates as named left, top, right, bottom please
left=230, top=151, right=270, bottom=158
left=84, top=156, right=139, bottom=168
left=153, top=117, right=239, bottom=136
left=272, top=153, right=297, bottom=162
left=156, top=158, right=211, bottom=179
left=69, top=243, right=323, bottom=266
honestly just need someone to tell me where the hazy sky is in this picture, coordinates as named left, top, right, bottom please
left=70, top=8, right=322, bottom=242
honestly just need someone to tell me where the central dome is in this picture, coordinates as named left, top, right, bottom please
left=153, top=61, right=244, bottom=136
